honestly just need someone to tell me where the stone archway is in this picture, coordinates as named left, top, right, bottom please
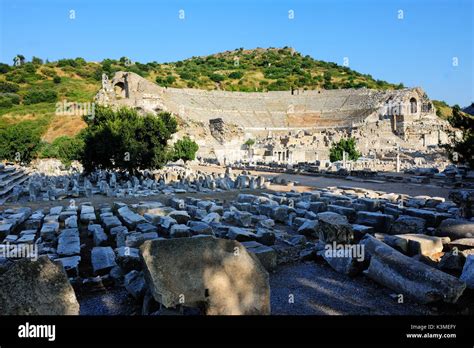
left=114, top=82, right=126, bottom=99
left=410, top=97, right=418, bottom=114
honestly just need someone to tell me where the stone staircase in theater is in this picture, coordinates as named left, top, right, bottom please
left=0, top=163, right=29, bottom=205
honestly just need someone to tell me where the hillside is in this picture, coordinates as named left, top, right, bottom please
left=0, top=47, right=443, bottom=143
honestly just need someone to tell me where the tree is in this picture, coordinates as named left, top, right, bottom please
left=244, top=138, right=255, bottom=147
left=444, top=105, right=474, bottom=168
left=0, top=121, right=43, bottom=164
left=329, top=137, right=361, bottom=162
left=40, top=135, right=84, bottom=166
left=80, top=106, right=177, bottom=173
left=171, top=136, right=199, bottom=162
left=32, top=56, right=43, bottom=65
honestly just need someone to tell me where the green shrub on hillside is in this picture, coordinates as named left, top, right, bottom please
left=0, top=63, right=11, bottom=74
left=0, top=81, right=20, bottom=93
left=0, top=93, right=20, bottom=108
left=209, top=73, right=225, bottom=83
left=228, top=71, right=244, bottom=79
left=23, top=89, right=58, bottom=104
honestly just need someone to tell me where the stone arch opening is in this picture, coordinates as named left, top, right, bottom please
left=114, top=82, right=126, bottom=99
left=410, top=97, right=417, bottom=114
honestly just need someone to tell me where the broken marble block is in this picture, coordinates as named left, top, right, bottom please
left=241, top=241, right=277, bottom=271
left=136, top=223, right=158, bottom=234
left=227, top=227, right=258, bottom=242
left=40, top=222, right=60, bottom=241
left=57, top=229, right=80, bottom=256
left=233, top=210, right=253, bottom=227
left=117, top=206, right=146, bottom=230
left=297, top=219, right=319, bottom=237
left=393, top=234, right=444, bottom=257
left=80, top=205, right=96, bottom=223
left=0, top=223, right=13, bottom=239
left=202, top=212, right=220, bottom=224
left=88, top=224, right=107, bottom=246
left=460, top=255, right=474, bottom=289
left=404, top=208, right=447, bottom=228
left=102, top=216, right=122, bottom=233
left=389, top=215, right=426, bottom=235
left=170, top=224, right=192, bottom=238
left=316, top=212, right=353, bottom=244
left=328, top=205, right=357, bottom=223
left=188, top=221, right=214, bottom=236
left=55, top=255, right=81, bottom=277
left=124, top=270, right=147, bottom=300
left=91, top=246, right=117, bottom=275
left=65, top=215, right=78, bottom=229
left=16, top=232, right=36, bottom=244
left=321, top=248, right=364, bottom=277
left=115, top=246, right=141, bottom=273
left=125, top=232, right=159, bottom=248
left=356, top=211, right=394, bottom=233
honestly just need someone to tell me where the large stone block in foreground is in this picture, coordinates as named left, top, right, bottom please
left=361, top=235, right=465, bottom=304
left=140, top=236, right=270, bottom=315
left=0, top=256, right=80, bottom=315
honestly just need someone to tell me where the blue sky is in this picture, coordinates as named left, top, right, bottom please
left=0, top=0, right=472, bottom=106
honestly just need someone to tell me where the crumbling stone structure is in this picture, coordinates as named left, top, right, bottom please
left=96, top=72, right=452, bottom=164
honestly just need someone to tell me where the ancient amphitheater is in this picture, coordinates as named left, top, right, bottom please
left=96, top=72, right=452, bottom=165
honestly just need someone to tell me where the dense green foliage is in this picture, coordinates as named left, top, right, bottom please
left=0, top=93, right=20, bottom=108
left=0, top=81, right=19, bottom=93
left=80, top=106, right=177, bottom=173
left=159, top=47, right=404, bottom=92
left=23, top=88, right=58, bottom=105
left=0, top=119, right=48, bottom=163
left=329, top=137, right=361, bottom=162
left=171, top=136, right=199, bottom=162
left=244, top=138, right=255, bottom=147
left=39, top=135, right=84, bottom=166
left=444, top=105, right=474, bottom=168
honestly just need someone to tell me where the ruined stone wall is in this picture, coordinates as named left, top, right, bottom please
left=96, top=72, right=452, bottom=164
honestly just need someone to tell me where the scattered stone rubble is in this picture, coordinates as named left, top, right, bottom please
left=0, top=162, right=270, bottom=204
left=1, top=181, right=474, bottom=315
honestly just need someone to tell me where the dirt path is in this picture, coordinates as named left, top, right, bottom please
left=269, top=262, right=433, bottom=315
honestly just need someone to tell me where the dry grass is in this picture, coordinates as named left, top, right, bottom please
left=42, top=115, right=86, bottom=142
